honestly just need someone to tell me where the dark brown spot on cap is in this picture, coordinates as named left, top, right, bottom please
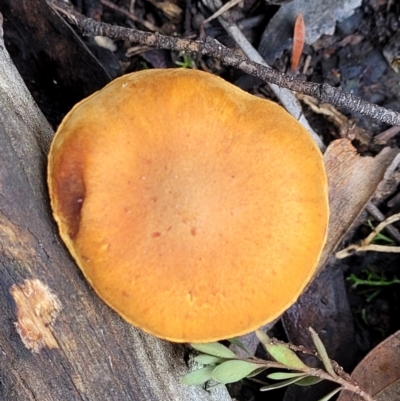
left=53, top=151, right=86, bottom=240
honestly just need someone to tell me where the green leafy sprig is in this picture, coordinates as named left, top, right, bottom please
left=348, top=271, right=400, bottom=289
left=182, top=328, right=375, bottom=401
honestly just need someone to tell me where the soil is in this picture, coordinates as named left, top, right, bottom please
left=2, top=0, right=400, bottom=400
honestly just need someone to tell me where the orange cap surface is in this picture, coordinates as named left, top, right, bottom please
left=48, top=68, right=329, bottom=342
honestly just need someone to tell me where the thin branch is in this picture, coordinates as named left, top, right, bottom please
left=374, top=125, right=400, bottom=144
left=100, top=0, right=161, bottom=32
left=366, top=202, right=400, bottom=244
left=203, top=0, right=243, bottom=24
left=248, top=356, right=374, bottom=401
left=265, top=337, right=352, bottom=382
left=208, top=0, right=324, bottom=150
left=49, top=0, right=400, bottom=126
left=336, top=212, right=400, bottom=258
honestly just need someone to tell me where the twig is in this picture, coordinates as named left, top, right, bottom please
left=366, top=202, right=400, bottom=244
left=203, top=0, right=243, bottom=24
left=204, top=0, right=323, bottom=149
left=374, top=125, right=400, bottom=144
left=254, top=332, right=375, bottom=401
left=129, top=0, right=136, bottom=14
left=49, top=0, right=400, bottom=126
left=100, top=0, right=161, bottom=32
left=248, top=356, right=374, bottom=400
left=266, top=337, right=351, bottom=381
left=336, top=212, right=400, bottom=258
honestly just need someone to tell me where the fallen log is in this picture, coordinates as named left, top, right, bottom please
left=0, top=14, right=231, bottom=401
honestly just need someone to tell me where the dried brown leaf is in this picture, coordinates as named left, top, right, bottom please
left=337, top=330, right=400, bottom=401
left=320, top=139, right=399, bottom=268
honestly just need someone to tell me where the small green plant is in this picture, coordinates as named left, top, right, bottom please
left=347, top=268, right=399, bottom=328
left=347, top=267, right=400, bottom=303
left=182, top=328, right=375, bottom=401
left=175, top=52, right=194, bottom=68
left=348, top=270, right=400, bottom=289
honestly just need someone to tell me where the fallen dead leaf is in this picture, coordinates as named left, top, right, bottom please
left=320, top=139, right=399, bottom=267
left=291, top=12, right=305, bottom=72
left=337, top=330, right=400, bottom=401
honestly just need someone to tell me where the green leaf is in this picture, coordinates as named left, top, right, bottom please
left=267, top=372, right=308, bottom=380
left=316, top=387, right=343, bottom=401
left=245, top=367, right=268, bottom=378
left=211, top=360, right=265, bottom=384
left=267, top=344, right=307, bottom=369
left=181, top=366, right=215, bottom=385
left=260, top=376, right=309, bottom=391
left=194, top=354, right=226, bottom=365
left=309, top=328, right=335, bottom=376
left=295, top=376, right=322, bottom=386
left=256, top=329, right=272, bottom=345
left=256, top=330, right=306, bottom=370
left=191, top=342, right=237, bottom=359
left=267, top=372, right=321, bottom=387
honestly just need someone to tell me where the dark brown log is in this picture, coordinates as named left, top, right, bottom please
left=0, top=18, right=231, bottom=401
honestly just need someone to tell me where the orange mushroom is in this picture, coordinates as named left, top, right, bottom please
left=48, top=68, right=329, bottom=343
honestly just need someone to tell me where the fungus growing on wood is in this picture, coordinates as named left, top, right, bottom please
left=48, top=68, right=329, bottom=343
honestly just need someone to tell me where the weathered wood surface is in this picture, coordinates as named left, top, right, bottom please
left=0, top=19, right=231, bottom=401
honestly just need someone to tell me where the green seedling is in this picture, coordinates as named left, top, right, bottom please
left=182, top=328, right=374, bottom=401
left=347, top=268, right=400, bottom=302
left=348, top=271, right=400, bottom=289
left=175, top=53, right=194, bottom=68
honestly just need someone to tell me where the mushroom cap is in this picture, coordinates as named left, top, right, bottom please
left=48, top=68, right=329, bottom=343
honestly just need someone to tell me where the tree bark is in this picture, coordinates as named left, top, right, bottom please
left=0, top=22, right=231, bottom=401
